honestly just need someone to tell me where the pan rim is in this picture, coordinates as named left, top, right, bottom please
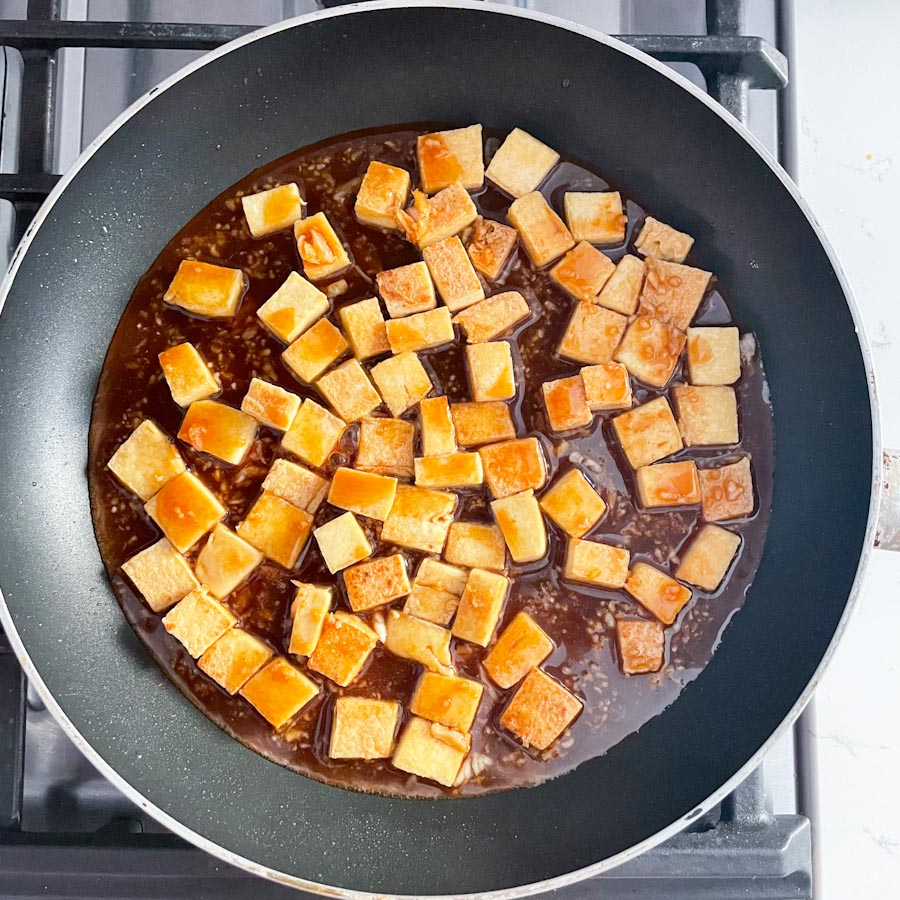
left=0, top=1, right=880, bottom=897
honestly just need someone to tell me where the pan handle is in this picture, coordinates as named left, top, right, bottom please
left=876, top=451, right=900, bottom=551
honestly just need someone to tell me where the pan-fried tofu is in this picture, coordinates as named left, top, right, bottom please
left=419, top=396, right=457, bottom=457
left=676, top=524, right=741, bottom=591
left=698, top=458, right=754, bottom=521
left=422, top=236, right=485, bottom=312
left=164, top=259, right=245, bottom=319
left=625, top=562, right=691, bottom=625
left=596, top=254, right=645, bottom=315
left=397, top=184, right=478, bottom=249
left=558, top=302, right=628, bottom=365
left=508, top=192, right=574, bottom=267
left=450, top=401, right=517, bottom=447
left=356, top=417, right=415, bottom=478
left=354, top=161, right=411, bottom=231
left=240, top=378, right=301, bottom=432
left=550, top=242, right=616, bottom=302
left=282, top=318, right=348, bottom=383
left=122, top=538, right=199, bottom=613
left=615, top=618, right=665, bottom=675
left=288, top=583, right=333, bottom=656
left=281, top=398, right=345, bottom=468
left=539, top=469, right=607, bottom=538
left=381, top=484, right=456, bottom=554
left=611, top=397, right=683, bottom=469
left=614, top=315, right=685, bottom=389
left=328, top=467, right=398, bottom=521
left=414, top=452, right=484, bottom=489
left=417, top=124, right=484, bottom=193
left=466, top=216, right=518, bottom=281
left=542, top=374, right=592, bottom=433
left=107, top=420, right=185, bottom=501
left=330, top=697, right=400, bottom=759
left=307, top=611, right=378, bottom=686
left=404, top=558, right=468, bottom=626
left=370, top=351, right=433, bottom=417
left=236, top=491, right=312, bottom=569
left=639, top=258, right=711, bottom=331
left=195, top=523, right=263, bottom=598
left=384, top=610, right=453, bottom=672
left=673, top=385, right=738, bottom=446
left=500, top=669, right=582, bottom=751
left=240, top=657, right=319, bottom=729
left=376, top=261, right=436, bottom=319
left=636, top=460, right=701, bottom=508
left=198, top=628, right=274, bottom=694
left=411, top=672, right=483, bottom=732
left=313, top=512, right=372, bottom=574
left=386, top=307, right=454, bottom=354
left=444, top=521, right=506, bottom=571
left=392, top=716, right=470, bottom=787
left=316, top=359, right=383, bottom=423
left=338, top=297, right=390, bottom=360
left=158, top=342, right=220, bottom=407
left=486, top=128, right=559, bottom=198
left=144, top=471, right=226, bottom=553
left=178, top=400, right=257, bottom=465
left=466, top=341, right=516, bottom=402
left=241, top=183, right=305, bottom=238
left=581, top=362, right=633, bottom=412
left=491, top=490, right=547, bottom=563
left=564, top=191, right=627, bottom=244
left=162, top=585, right=236, bottom=657
left=262, top=458, right=329, bottom=513
left=634, top=216, right=694, bottom=263
left=484, top=611, right=554, bottom=689
left=453, top=290, right=531, bottom=343
left=686, top=326, right=741, bottom=385
left=294, top=211, right=351, bottom=281
left=452, top=568, right=510, bottom=647
left=257, top=271, right=329, bottom=344
left=563, top=538, right=630, bottom=589
left=344, top=554, right=411, bottom=612
left=478, top=437, right=547, bottom=499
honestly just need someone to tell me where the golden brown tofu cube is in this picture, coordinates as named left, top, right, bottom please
left=316, top=359, right=383, bottom=423
left=491, top=490, right=547, bottom=564
left=563, top=538, right=630, bottom=589
left=564, top=191, right=627, bottom=245
left=558, top=302, right=628, bottom=365
left=445, top=520, right=506, bottom=571
left=411, top=672, right=483, bottom=732
left=281, top=398, right=345, bottom=468
left=384, top=610, right=453, bottom=672
left=419, top=396, right=457, bottom=457
left=330, top=696, right=400, bottom=759
left=262, top=458, right=329, bottom=513
left=195, top=523, right=263, bottom=598
left=158, top=342, right=220, bottom=408
left=625, top=562, right=691, bottom=625
left=636, top=460, right=701, bottom=509
left=486, top=128, right=559, bottom=198
left=386, top=307, right=454, bottom=354
left=542, top=374, right=592, bottom=433
left=392, top=716, right=470, bottom=787
left=122, top=538, right=199, bottom=613
left=508, top=191, right=574, bottom=268
left=328, top=467, right=398, bottom=521
left=370, top=351, right=433, bottom=417
left=397, top=184, right=478, bottom=249
left=344, top=553, right=411, bottom=612
left=417, top=124, right=484, bottom=194
left=450, top=401, right=517, bottom=447
left=453, top=290, right=531, bottom=344
left=381, top=484, right=456, bottom=554
left=580, top=362, right=633, bottom=412
left=639, top=258, right=711, bottom=331
left=698, top=458, right=754, bottom=522
left=404, top=558, right=468, bottom=626
left=162, top=585, right=236, bottom=657
left=144, top=471, right=226, bottom=553
left=686, top=326, right=742, bottom=385
left=338, top=296, right=390, bottom=360
left=484, top=611, right=554, bottom=689
left=241, top=183, right=305, bottom=238
left=375, top=261, right=436, bottom=319
left=308, top=611, right=378, bottom=686
left=422, top=235, right=485, bottom=312
left=178, top=399, right=257, bottom=465
left=478, top=437, right=547, bottom=499
left=236, top=491, right=312, bottom=569
left=673, top=385, right=738, bottom=446
left=282, top=317, right=348, bottom=384
left=634, top=216, right=694, bottom=263
left=596, top=254, right=645, bottom=316
left=466, top=341, right=516, bottom=402
left=163, top=259, right=244, bottom=319
left=614, top=315, right=685, bottom=389
left=466, top=216, right=518, bottom=281
left=288, top=583, right=333, bottom=656
left=257, top=271, right=329, bottom=344
left=354, top=161, right=411, bottom=231
left=240, top=378, right=301, bottom=432
left=550, top=242, right=616, bottom=302
left=240, top=657, right=319, bottom=730
left=294, top=211, right=351, bottom=281
left=356, top=417, right=415, bottom=479
left=198, top=628, right=274, bottom=694
left=452, top=568, right=509, bottom=647
left=414, top=453, right=484, bottom=489
left=107, top=419, right=185, bottom=501
left=676, top=524, right=741, bottom=592
left=539, top=468, right=607, bottom=538
left=313, top=512, right=372, bottom=574
left=500, top=669, right=582, bottom=751
left=611, top=396, right=683, bottom=469
left=615, top=618, right=665, bottom=675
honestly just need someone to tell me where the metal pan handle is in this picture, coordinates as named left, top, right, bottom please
left=876, top=451, right=900, bottom=550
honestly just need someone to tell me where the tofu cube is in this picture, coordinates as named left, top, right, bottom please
left=308, top=611, right=378, bottom=686
left=596, top=254, right=645, bottom=315
left=414, top=453, right=484, bottom=489
left=313, top=512, right=372, bottom=574
left=257, top=271, right=329, bottom=344
left=466, top=216, right=518, bottom=281
left=417, top=124, right=484, bottom=194
left=453, top=290, right=531, bottom=344
left=316, top=359, right=383, bottom=423
left=615, top=618, right=665, bottom=675
left=563, top=538, right=630, bottom=589
left=241, top=183, right=305, bottom=238
left=161, top=585, right=236, bottom=657
left=392, top=716, right=470, bottom=787
left=508, top=191, right=574, bottom=268
left=294, top=211, right=351, bottom=281
left=380, top=484, right=456, bottom=554
left=634, top=216, right=694, bottom=263
left=452, top=568, right=509, bottom=647
left=240, top=657, right=319, bottom=729
left=328, top=467, right=398, bottom=521
left=282, top=317, right=348, bottom=383
left=411, top=672, right=483, bottom=732
left=419, top=396, right=457, bottom=457
left=550, top=242, right=616, bottom=302
left=344, top=554, right=411, bottom=612
left=500, top=669, right=582, bottom=751
left=444, top=521, right=506, bottom=571
left=564, top=191, right=627, bottom=244
left=611, top=396, right=683, bottom=469
left=486, top=128, right=559, bottom=198
left=539, top=468, right=607, bottom=538
left=385, top=307, right=454, bottom=354
left=144, top=471, right=226, bottom=553
left=698, top=458, right=754, bottom=522
left=397, top=183, right=478, bottom=249
left=121, top=538, right=199, bottom=613
left=558, top=302, right=628, bottom=365
left=686, top=326, right=742, bottom=385
left=163, top=259, right=244, bottom=319
left=330, top=696, right=400, bottom=759
left=614, top=315, right=685, bottom=389
left=197, top=628, right=274, bottom=694
left=636, top=460, right=701, bottom=508
left=639, top=258, right=711, bottom=330
left=581, top=362, right=633, bottom=412
left=478, top=437, right=547, bottom=499
left=450, top=401, right=517, bottom=447
left=262, top=458, right=329, bottom=513
left=338, top=296, right=390, bottom=360
left=288, top=583, right=333, bottom=656
left=281, top=398, right=345, bottom=468
left=676, top=524, right=741, bottom=591
left=240, top=378, right=301, bottom=432
left=195, top=523, right=263, bottom=598
left=177, top=399, right=257, bottom=465
left=158, top=342, right=220, bottom=407
left=236, top=491, right=312, bottom=569
left=404, top=558, right=468, bottom=626
left=624, top=562, right=692, bottom=625
left=107, top=419, right=185, bottom=501
left=384, top=610, right=453, bottom=672
left=483, top=611, right=554, bottom=689
left=354, top=161, right=411, bottom=231
left=466, top=341, right=516, bottom=402
left=422, top=235, right=485, bottom=312
left=356, top=417, right=415, bottom=478
left=542, top=374, right=592, bottom=433
left=375, top=261, right=436, bottom=319
left=370, top=351, right=433, bottom=417
left=491, top=490, right=547, bottom=564
left=673, top=385, right=739, bottom=446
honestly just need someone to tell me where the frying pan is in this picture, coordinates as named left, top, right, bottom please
left=0, top=2, right=880, bottom=896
